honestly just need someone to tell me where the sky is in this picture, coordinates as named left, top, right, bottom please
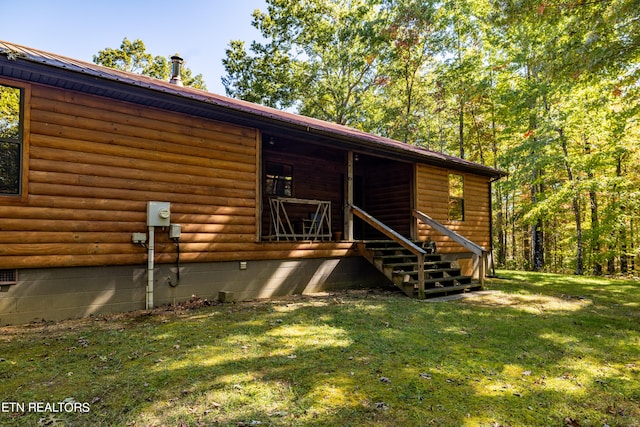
left=2, top=0, right=267, bottom=95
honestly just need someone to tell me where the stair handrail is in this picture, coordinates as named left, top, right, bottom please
left=412, top=210, right=487, bottom=284
left=351, top=205, right=426, bottom=298
left=413, top=210, right=486, bottom=256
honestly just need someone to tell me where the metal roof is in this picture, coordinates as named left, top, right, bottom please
left=0, top=40, right=505, bottom=178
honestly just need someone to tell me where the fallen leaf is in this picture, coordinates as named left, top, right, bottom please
left=374, top=402, right=388, bottom=410
left=564, top=416, right=582, bottom=427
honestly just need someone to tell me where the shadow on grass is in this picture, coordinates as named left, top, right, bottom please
left=1, top=273, right=639, bottom=426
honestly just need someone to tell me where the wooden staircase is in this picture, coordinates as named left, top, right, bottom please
left=360, top=240, right=482, bottom=298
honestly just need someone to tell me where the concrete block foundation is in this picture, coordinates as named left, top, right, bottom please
left=0, top=257, right=389, bottom=325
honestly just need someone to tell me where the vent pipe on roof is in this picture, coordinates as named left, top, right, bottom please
left=170, top=54, right=183, bottom=86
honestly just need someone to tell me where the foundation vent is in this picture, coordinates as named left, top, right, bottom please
left=0, top=269, right=17, bottom=291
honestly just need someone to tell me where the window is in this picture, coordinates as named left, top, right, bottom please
left=265, top=162, right=293, bottom=196
left=448, top=173, right=464, bottom=221
left=0, top=83, right=23, bottom=195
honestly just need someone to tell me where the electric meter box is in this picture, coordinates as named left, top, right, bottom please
left=147, top=201, right=171, bottom=227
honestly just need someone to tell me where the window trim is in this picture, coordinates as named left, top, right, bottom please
left=0, top=77, right=30, bottom=203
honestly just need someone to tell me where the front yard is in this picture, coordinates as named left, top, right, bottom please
left=0, top=271, right=638, bottom=426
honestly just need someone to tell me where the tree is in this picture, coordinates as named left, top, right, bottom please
left=0, top=84, right=21, bottom=194
left=221, top=0, right=640, bottom=275
left=223, top=0, right=385, bottom=126
left=373, top=0, right=440, bottom=144
left=94, top=38, right=206, bottom=90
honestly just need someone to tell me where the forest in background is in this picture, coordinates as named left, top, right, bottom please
left=222, top=0, right=639, bottom=275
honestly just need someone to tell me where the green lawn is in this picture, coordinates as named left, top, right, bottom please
left=1, top=270, right=638, bottom=426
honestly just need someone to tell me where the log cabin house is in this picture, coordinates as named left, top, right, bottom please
left=0, top=41, right=504, bottom=325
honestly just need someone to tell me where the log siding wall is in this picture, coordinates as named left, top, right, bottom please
left=0, top=82, right=492, bottom=272
left=0, top=83, right=266, bottom=269
left=415, top=164, right=491, bottom=253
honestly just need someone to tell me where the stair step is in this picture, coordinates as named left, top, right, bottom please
left=372, top=252, right=442, bottom=261
left=400, top=275, right=474, bottom=286
left=360, top=239, right=482, bottom=299
left=386, top=261, right=451, bottom=269
left=424, top=275, right=473, bottom=286
left=422, top=282, right=482, bottom=295
left=375, top=254, right=418, bottom=260
left=365, top=242, right=440, bottom=255
left=403, top=282, right=482, bottom=297
left=425, top=268, right=461, bottom=275
left=392, top=268, right=462, bottom=277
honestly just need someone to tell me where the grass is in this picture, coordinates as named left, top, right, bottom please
left=0, top=270, right=639, bottom=426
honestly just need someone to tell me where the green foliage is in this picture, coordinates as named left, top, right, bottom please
left=0, top=84, right=21, bottom=194
left=0, top=84, right=20, bottom=139
left=221, top=1, right=640, bottom=274
left=93, top=37, right=206, bottom=90
left=223, top=0, right=385, bottom=126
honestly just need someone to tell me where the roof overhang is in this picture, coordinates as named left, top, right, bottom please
left=0, top=41, right=506, bottom=179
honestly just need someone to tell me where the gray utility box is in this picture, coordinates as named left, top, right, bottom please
left=147, top=201, right=171, bottom=227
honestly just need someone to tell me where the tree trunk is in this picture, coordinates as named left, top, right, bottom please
left=531, top=174, right=545, bottom=271
left=532, top=218, right=545, bottom=271
left=585, top=139, right=602, bottom=275
left=617, top=155, right=628, bottom=274
left=560, top=130, right=584, bottom=275
left=459, top=96, right=465, bottom=159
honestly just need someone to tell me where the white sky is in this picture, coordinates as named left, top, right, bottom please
left=2, top=0, right=267, bottom=94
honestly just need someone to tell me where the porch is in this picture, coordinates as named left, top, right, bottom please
left=259, top=134, right=489, bottom=298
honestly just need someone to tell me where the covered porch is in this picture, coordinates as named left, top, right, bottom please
left=260, top=133, right=414, bottom=243
left=258, top=132, right=493, bottom=298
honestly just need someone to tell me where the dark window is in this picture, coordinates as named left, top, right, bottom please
left=0, top=83, right=23, bottom=195
left=448, top=173, right=464, bottom=221
left=265, top=162, right=293, bottom=196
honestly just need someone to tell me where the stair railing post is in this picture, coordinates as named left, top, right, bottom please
left=479, top=251, right=486, bottom=287
left=417, top=253, right=425, bottom=299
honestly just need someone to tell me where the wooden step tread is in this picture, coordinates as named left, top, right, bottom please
left=401, top=275, right=474, bottom=286
left=422, top=282, right=482, bottom=295
left=392, top=268, right=461, bottom=276
left=387, top=261, right=450, bottom=268
left=375, top=254, right=419, bottom=259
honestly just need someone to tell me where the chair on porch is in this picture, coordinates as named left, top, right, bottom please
left=302, top=212, right=324, bottom=240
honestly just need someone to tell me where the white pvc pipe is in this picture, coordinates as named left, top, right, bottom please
left=146, top=225, right=155, bottom=309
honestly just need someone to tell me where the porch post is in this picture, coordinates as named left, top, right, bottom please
left=344, top=150, right=354, bottom=241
